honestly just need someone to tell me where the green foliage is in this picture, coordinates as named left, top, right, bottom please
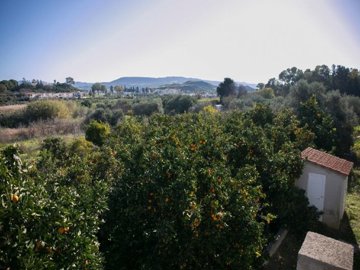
left=91, top=83, right=107, bottom=95
left=267, top=65, right=360, bottom=98
left=288, top=80, right=326, bottom=110
left=344, top=95, right=360, bottom=119
left=103, top=114, right=266, bottom=269
left=324, top=91, right=356, bottom=156
left=0, top=103, right=322, bottom=269
left=286, top=78, right=357, bottom=155
left=163, top=95, right=197, bottom=114
left=25, top=100, right=70, bottom=123
left=101, top=108, right=317, bottom=269
left=85, top=120, right=111, bottom=146
left=0, top=79, right=18, bottom=92
left=0, top=80, right=78, bottom=103
left=0, top=100, right=74, bottom=128
left=0, top=109, right=25, bottom=128
left=81, top=99, right=92, bottom=108
left=223, top=108, right=310, bottom=231
left=85, top=108, right=123, bottom=126
left=257, top=88, right=275, bottom=99
left=0, top=84, right=7, bottom=92
left=65, top=77, right=75, bottom=85
left=217, top=78, right=236, bottom=103
left=279, top=67, right=304, bottom=86
left=132, top=102, right=162, bottom=116
left=70, top=137, right=94, bottom=158
left=0, top=144, right=109, bottom=269
left=297, top=95, right=335, bottom=152
left=112, top=100, right=131, bottom=114
left=275, top=187, right=319, bottom=237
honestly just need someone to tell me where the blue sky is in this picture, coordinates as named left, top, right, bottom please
left=0, top=0, right=359, bottom=83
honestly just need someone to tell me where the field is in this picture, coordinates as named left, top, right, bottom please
left=0, top=104, right=26, bottom=112
left=0, top=118, right=82, bottom=144
left=0, top=134, right=82, bottom=160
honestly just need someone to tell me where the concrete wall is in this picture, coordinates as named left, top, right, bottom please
left=297, top=232, right=354, bottom=270
left=295, top=161, right=347, bottom=229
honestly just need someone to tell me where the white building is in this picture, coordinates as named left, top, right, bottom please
left=296, top=147, right=353, bottom=229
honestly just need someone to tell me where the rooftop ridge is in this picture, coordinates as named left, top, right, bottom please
left=301, top=147, right=353, bottom=176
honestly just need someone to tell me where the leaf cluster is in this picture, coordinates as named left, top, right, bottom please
left=0, top=140, right=112, bottom=269
left=102, top=107, right=317, bottom=269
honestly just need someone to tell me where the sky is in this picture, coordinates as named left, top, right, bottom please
left=0, top=0, right=359, bottom=84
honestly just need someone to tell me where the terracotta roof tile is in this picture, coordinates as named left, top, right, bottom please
left=301, top=147, right=353, bottom=176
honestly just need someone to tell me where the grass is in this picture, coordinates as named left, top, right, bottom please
left=0, top=134, right=84, bottom=160
left=198, top=97, right=219, bottom=103
left=0, top=118, right=83, bottom=144
left=348, top=126, right=360, bottom=243
left=346, top=191, right=360, bottom=244
left=0, top=104, right=26, bottom=112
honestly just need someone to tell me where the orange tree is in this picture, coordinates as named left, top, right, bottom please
left=224, top=105, right=318, bottom=233
left=102, top=114, right=266, bottom=269
left=100, top=107, right=317, bottom=269
left=0, top=139, right=114, bottom=269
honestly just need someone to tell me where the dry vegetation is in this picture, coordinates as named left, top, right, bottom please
left=0, top=100, right=86, bottom=144
left=0, top=119, right=82, bottom=143
left=0, top=104, right=26, bottom=112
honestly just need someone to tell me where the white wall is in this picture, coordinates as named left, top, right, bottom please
left=295, top=161, right=347, bottom=229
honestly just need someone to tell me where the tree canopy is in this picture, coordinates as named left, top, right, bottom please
left=217, top=78, right=237, bottom=103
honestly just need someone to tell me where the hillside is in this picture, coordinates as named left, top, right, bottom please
left=157, top=80, right=216, bottom=93
left=74, top=76, right=256, bottom=91
left=109, top=76, right=201, bottom=87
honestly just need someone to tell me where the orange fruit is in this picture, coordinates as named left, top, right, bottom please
left=35, top=240, right=45, bottom=251
left=10, top=194, right=19, bottom=203
left=190, top=144, right=197, bottom=151
left=58, top=226, right=70, bottom=234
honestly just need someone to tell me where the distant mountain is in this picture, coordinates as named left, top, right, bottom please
left=73, top=81, right=93, bottom=90
left=158, top=80, right=216, bottom=93
left=74, top=76, right=256, bottom=91
left=108, top=76, right=202, bottom=88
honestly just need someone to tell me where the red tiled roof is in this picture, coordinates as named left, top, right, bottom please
left=301, top=147, right=353, bottom=176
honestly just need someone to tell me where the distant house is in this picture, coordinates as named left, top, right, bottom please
left=24, top=92, right=85, bottom=100
left=295, top=147, right=353, bottom=229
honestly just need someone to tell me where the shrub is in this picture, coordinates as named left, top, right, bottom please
left=81, top=99, right=92, bottom=108
left=70, top=137, right=94, bottom=157
left=85, top=108, right=123, bottom=126
left=103, top=114, right=267, bottom=269
left=202, top=105, right=218, bottom=114
left=132, top=102, right=162, bottom=116
left=257, top=88, right=275, bottom=99
left=24, top=100, right=70, bottom=123
left=113, top=100, right=131, bottom=114
left=0, top=145, right=108, bottom=269
left=101, top=108, right=319, bottom=269
left=275, top=187, right=319, bottom=237
left=163, top=95, right=197, bottom=114
left=0, top=110, right=25, bottom=128
left=86, top=108, right=108, bottom=123
left=85, top=120, right=111, bottom=146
